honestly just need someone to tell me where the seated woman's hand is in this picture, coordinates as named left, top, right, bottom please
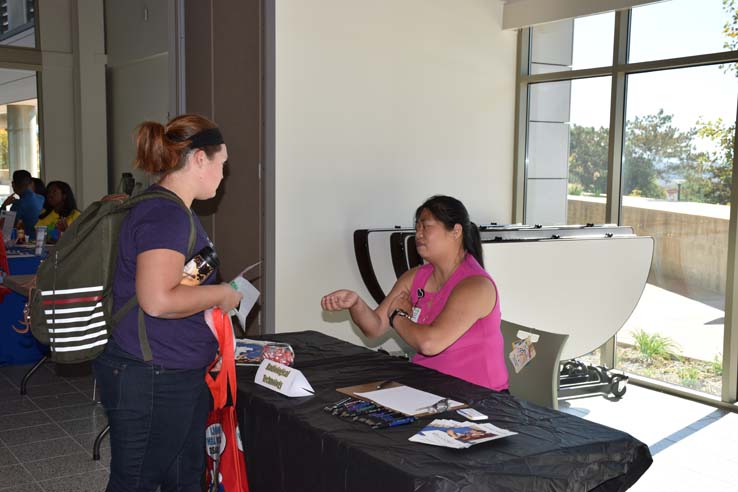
left=387, top=291, right=413, bottom=317
left=321, top=289, right=359, bottom=311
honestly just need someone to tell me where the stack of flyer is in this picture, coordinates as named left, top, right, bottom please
left=409, top=419, right=517, bottom=449
left=235, top=339, right=294, bottom=366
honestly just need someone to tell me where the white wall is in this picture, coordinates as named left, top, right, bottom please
left=502, top=0, right=662, bottom=29
left=38, top=0, right=108, bottom=207
left=273, top=0, right=517, bottom=350
left=105, top=0, right=176, bottom=193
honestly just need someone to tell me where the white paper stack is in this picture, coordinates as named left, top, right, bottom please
left=409, top=419, right=517, bottom=449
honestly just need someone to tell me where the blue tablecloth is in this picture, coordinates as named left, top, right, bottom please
left=1, top=249, right=45, bottom=365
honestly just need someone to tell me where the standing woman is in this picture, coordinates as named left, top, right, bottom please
left=321, top=195, right=508, bottom=391
left=94, top=114, right=242, bottom=492
left=35, top=181, right=81, bottom=241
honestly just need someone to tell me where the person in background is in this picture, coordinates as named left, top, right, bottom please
left=1, top=170, right=44, bottom=241
left=35, top=181, right=81, bottom=242
left=321, top=195, right=509, bottom=392
left=31, top=177, right=47, bottom=199
left=93, top=114, right=242, bottom=492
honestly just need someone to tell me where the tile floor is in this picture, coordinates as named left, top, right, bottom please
left=1, top=361, right=736, bottom=491
left=560, top=384, right=738, bottom=492
left=0, top=362, right=109, bottom=492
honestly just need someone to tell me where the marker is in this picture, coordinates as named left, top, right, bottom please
left=372, top=416, right=416, bottom=429
left=323, top=397, right=351, bottom=413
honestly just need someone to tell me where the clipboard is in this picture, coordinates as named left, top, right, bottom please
left=336, top=381, right=467, bottom=417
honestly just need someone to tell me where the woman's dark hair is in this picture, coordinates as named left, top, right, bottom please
left=39, top=181, right=78, bottom=219
left=414, top=195, right=484, bottom=268
left=32, top=178, right=47, bottom=197
left=134, top=114, right=222, bottom=175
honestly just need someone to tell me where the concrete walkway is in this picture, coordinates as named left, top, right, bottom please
left=619, top=283, right=725, bottom=362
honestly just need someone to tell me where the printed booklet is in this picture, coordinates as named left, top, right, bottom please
left=235, top=339, right=295, bottom=366
left=409, top=419, right=517, bottom=449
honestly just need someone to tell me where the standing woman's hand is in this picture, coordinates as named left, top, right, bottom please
left=1, top=194, right=16, bottom=210
left=217, top=283, right=243, bottom=313
left=321, top=289, right=359, bottom=311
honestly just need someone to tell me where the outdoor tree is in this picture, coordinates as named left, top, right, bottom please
left=568, top=110, right=696, bottom=199
left=680, top=119, right=735, bottom=205
left=568, top=125, right=608, bottom=195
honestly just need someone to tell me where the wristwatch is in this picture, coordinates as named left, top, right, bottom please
left=389, top=308, right=410, bottom=328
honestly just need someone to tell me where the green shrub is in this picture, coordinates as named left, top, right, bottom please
left=710, top=354, right=723, bottom=376
left=631, top=329, right=679, bottom=362
left=677, top=366, right=700, bottom=388
left=568, top=183, right=584, bottom=196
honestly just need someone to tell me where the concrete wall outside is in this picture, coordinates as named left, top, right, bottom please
left=568, top=197, right=729, bottom=297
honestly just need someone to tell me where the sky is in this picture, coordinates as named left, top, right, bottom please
left=568, top=0, right=738, bottom=133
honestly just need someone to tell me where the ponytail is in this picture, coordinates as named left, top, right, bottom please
left=134, top=114, right=221, bottom=175
left=465, top=221, right=484, bottom=268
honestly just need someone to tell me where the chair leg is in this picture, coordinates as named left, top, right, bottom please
left=93, top=424, right=110, bottom=461
left=20, top=355, right=49, bottom=395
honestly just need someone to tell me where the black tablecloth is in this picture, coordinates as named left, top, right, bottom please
left=236, top=331, right=652, bottom=492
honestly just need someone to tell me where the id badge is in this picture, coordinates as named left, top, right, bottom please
left=411, top=306, right=422, bottom=323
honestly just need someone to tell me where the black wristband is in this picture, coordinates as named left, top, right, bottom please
left=389, top=308, right=410, bottom=328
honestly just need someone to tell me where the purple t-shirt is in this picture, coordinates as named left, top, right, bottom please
left=111, top=186, right=218, bottom=369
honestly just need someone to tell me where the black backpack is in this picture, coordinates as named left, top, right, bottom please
left=28, top=191, right=195, bottom=364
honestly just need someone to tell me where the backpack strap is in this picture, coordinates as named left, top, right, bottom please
left=112, top=190, right=198, bottom=362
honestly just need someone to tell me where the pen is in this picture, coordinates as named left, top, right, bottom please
left=350, top=404, right=380, bottom=419
left=323, top=397, right=351, bottom=413
left=372, top=416, right=416, bottom=429
left=340, top=401, right=375, bottom=417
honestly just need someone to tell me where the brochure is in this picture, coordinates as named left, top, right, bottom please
left=235, top=338, right=294, bottom=366
left=229, top=261, right=261, bottom=329
left=409, top=419, right=517, bottom=449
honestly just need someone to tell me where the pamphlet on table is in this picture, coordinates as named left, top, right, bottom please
left=235, top=339, right=294, bottom=366
left=409, top=419, right=517, bottom=449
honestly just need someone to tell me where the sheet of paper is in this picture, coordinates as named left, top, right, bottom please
left=230, top=276, right=260, bottom=329
left=1, top=210, right=16, bottom=243
left=355, top=386, right=463, bottom=416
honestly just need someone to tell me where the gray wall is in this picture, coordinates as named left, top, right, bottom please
left=104, top=0, right=179, bottom=193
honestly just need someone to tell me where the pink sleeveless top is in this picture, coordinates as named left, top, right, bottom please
left=410, top=254, right=509, bottom=391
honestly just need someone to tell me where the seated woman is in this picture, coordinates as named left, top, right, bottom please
left=35, top=181, right=81, bottom=241
left=321, top=195, right=508, bottom=391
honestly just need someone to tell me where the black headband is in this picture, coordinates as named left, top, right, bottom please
left=167, top=127, right=224, bottom=149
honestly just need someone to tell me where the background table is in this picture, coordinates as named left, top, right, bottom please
left=235, top=331, right=652, bottom=492
left=0, top=248, right=45, bottom=365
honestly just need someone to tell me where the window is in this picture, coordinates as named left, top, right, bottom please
left=0, top=0, right=35, bottom=48
left=630, top=0, right=733, bottom=63
left=0, top=68, right=39, bottom=203
left=516, top=0, right=738, bottom=403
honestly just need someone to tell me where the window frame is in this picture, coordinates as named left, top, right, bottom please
left=514, top=8, right=738, bottom=406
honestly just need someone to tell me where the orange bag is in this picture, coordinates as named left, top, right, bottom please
left=205, top=308, right=249, bottom=492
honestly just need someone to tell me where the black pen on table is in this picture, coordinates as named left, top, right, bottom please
left=372, top=416, right=416, bottom=429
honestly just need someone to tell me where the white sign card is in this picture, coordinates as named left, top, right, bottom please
left=1, top=210, right=16, bottom=243
left=254, top=359, right=314, bottom=397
